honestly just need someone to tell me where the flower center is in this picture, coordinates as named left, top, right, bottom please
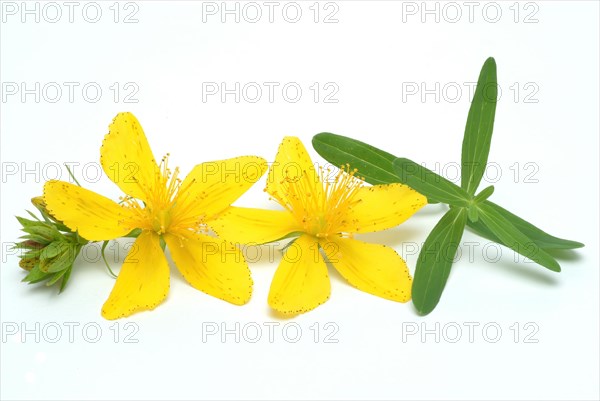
left=122, top=154, right=183, bottom=235
left=151, top=209, right=171, bottom=234
left=273, top=165, right=363, bottom=238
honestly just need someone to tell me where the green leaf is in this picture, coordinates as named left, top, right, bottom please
left=461, top=57, right=498, bottom=195
left=467, top=201, right=584, bottom=250
left=474, top=185, right=494, bottom=203
left=393, top=158, right=471, bottom=207
left=477, top=202, right=560, bottom=272
left=412, top=207, right=468, bottom=315
left=312, top=133, right=440, bottom=203
left=312, top=133, right=397, bottom=184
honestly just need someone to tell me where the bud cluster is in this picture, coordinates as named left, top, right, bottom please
left=14, top=197, right=88, bottom=292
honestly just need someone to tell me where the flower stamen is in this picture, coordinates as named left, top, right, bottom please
left=273, top=164, right=363, bottom=238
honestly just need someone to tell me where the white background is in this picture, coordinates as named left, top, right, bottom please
left=1, top=1, right=598, bottom=400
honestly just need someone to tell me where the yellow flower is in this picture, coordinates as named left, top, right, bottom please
left=212, top=137, right=427, bottom=315
left=43, top=112, right=267, bottom=319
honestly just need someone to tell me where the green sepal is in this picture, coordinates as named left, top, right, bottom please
left=59, top=266, right=73, bottom=293
left=46, top=267, right=70, bottom=286
left=38, top=242, right=62, bottom=261
left=20, top=248, right=43, bottom=260
left=22, top=265, right=51, bottom=284
left=19, top=234, right=52, bottom=245
left=21, top=224, right=61, bottom=242
left=124, top=228, right=143, bottom=238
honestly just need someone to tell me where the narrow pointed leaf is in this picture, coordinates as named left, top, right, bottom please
left=413, top=207, right=467, bottom=315
left=312, top=133, right=397, bottom=184
left=477, top=203, right=560, bottom=271
left=312, top=133, right=440, bottom=203
left=474, top=185, right=494, bottom=202
left=467, top=201, right=584, bottom=250
left=393, top=158, right=471, bottom=206
left=461, top=57, right=498, bottom=195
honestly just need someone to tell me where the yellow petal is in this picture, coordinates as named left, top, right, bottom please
left=210, top=207, right=301, bottom=245
left=337, top=183, right=427, bottom=233
left=164, top=232, right=252, bottom=305
left=266, top=136, right=322, bottom=202
left=101, top=231, right=170, bottom=319
left=325, top=236, right=412, bottom=302
left=268, top=234, right=330, bottom=315
left=170, top=156, right=267, bottom=227
left=100, top=112, right=159, bottom=201
left=43, top=180, right=137, bottom=241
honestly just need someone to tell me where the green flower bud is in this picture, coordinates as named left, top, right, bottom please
left=15, top=208, right=84, bottom=291
left=31, top=196, right=47, bottom=212
left=19, top=258, right=37, bottom=271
